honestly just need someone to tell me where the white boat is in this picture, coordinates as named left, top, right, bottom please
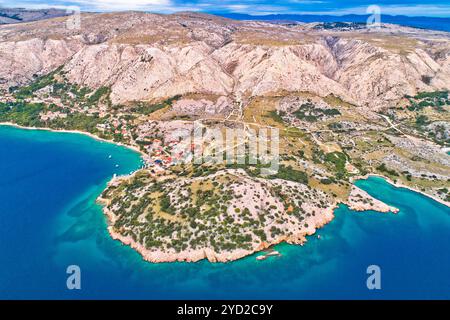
left=266, top=251, right=281, bottom=257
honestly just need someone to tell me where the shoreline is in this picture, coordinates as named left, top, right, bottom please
left=0, top=122, right=147, bottom=159
left=1, top=122, right=449, bottom=264
left=105, top=172, right=447, bottom=264
left=99, top=198, right=337, bottom=263
left=351, top=173, right=450, bottom=208
left=100, top=178, right=404, bottom=264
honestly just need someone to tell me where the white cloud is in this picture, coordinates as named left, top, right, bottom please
left=223, top=4, right=290, bottom=14
left=0, top=0, right=175, bottom=12
left=288, top=0, right=327, bottom=3
left=63, top=0, right=172, bottom=11
left=225, top=5, right=250, bottom=11
left=378, top=4, right=450, bottom=17
left=1, top=1, right=450, bottom=17
left=78, top=0, right=171, bottom=10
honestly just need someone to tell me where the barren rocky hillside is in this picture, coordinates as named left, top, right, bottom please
left=1, top=11, right=450, bottom=109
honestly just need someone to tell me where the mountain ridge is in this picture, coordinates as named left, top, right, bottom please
left=1, top=11, right=449, bottom=110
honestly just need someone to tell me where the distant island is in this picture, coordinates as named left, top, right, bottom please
left=0, top=11, right=449, bottom=263
left=218, top=13, right=450, bottom=33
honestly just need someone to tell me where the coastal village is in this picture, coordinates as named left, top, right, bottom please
left=0, top=13, right=449, bottom=263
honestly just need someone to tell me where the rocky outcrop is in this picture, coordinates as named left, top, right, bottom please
left=346, top=186, right=399, bottom=213
left=0, top=38, right=82, bottom=88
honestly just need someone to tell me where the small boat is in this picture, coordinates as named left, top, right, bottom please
left=108, top=155, right=112, bottom=159
left=266, top=251, right=281, bottom=257
left=256, top=255, right=267, bottom=261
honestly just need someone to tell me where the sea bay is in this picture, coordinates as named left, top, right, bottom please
left=0, top=125, right=449, bottom=299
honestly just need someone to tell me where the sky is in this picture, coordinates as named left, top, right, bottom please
left=2, top=0, right=450, bottom=17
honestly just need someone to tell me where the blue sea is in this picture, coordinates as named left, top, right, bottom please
left=0, top=125, right=449, bottom=300
left=222, top=13, right=450, bottom=33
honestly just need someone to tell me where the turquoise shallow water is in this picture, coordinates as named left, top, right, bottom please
left=0, top=125, right=449, bottom=299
